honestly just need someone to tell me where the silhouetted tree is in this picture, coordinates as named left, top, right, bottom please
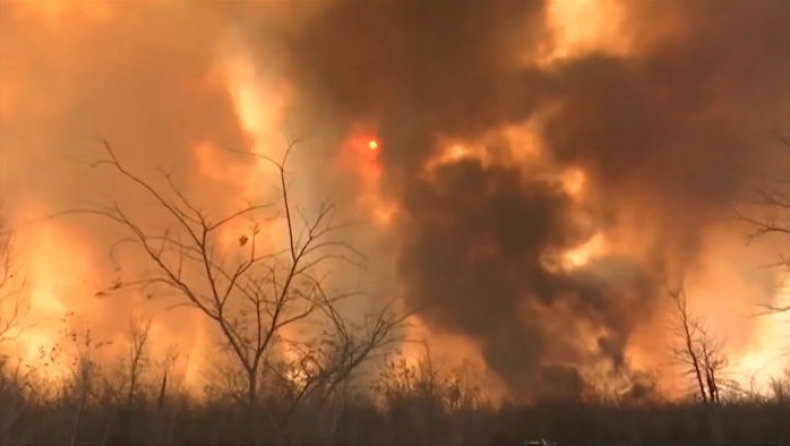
left=734, top=134, right=790, bottom=314
left=669, top=286, right=729, bottom=443
left=0, top=215, right=28, bottom=344
left=64, top=140, right=407, bottom=420
left=669, top=287, right=729, bottom=405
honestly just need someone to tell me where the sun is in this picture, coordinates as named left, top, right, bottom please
left=368, top=140, right=379, bottom=150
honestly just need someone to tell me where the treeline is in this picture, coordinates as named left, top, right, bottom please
left=1, top=347, right=788, bottom=446
left=2, top=141, right=789, bottom=445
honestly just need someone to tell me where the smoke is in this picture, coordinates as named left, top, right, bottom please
left=1, top=0, right=789, bottom=400
left=274, top=0, right=790, bottom=399
left=0, top=1, right=260, bottom=384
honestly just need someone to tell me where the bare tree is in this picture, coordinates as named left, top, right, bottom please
left=101, top=315, right=153, bottom=446
left=0, top=216, right=28, bottom=343
left=62, top=140, right=406, bottom=410
left=267, top=298, right=410, bottom=418
left=668, top=287, right=729, bottom=405
left=669, top=288, right=707, bottom=404
left=734, top=134, right=790, bottom=313
left=374, top=343, right=484, bottom=414
left=123, top=315, right=152, bottom=408
left=371, top=345, right=486, bottom=446
left=668, top=287, right=730, bottom=443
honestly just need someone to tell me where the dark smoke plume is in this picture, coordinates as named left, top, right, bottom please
left=4, top=0, right=787, bottom=402
left=271, top=0, right=790, bottom=400
left=251, top=0, right=790, bottom=395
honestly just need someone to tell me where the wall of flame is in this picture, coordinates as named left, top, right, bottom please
left=0, top=0, right=787, bottom=401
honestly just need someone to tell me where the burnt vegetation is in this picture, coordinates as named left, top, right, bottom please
left=0, top=141, right=789, bottom=446
left=3, top=0, right=790, bottom=443
left=0, top=338, right=788, bottom=445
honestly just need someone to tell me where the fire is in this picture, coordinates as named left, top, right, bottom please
left=211, top=36, right=300, bottom=256
left=690, top=227, right=790, bottom=388
left=423, top=119, right=580, bottom=193
left=560, top=168, right=587, bottom=198
left=218, top=40, right=288, bottom=187
left=12, top=0, right=114, bottom=24
left=563, top=232, right=606, bottom=269
left=423, top=143, right=488, bottom=176
left=681, top=225, right=790, bottom=391
left=333, top=129, right=401, bottom=227
left=211, top=35, right=348, bottom=386
left=400, top=313, right=506, bottom=402
left=540, top=0, right=630, bottom=65
left=371, top=202, right=397, bottom=225
left=0, top=0, right=786, bottom=410
left=7, top=214, right=97, bottom=371
left=735, top=309, right=788, bottom=392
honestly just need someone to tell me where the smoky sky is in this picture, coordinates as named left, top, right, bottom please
left=274, top=0, right=790, bottom=399
left=2, top=0, right=789, bottom=402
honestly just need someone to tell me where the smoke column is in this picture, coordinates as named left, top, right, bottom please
left=1, top=0, right=788, bottom=400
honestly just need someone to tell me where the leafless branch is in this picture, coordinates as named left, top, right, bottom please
left=733, top=134, right=790, bottom=316
left=668, top=286, right=729, bottom=406
left=0, top=217, right=29, bottom=343
left=57, top=139, right=408, bottom=414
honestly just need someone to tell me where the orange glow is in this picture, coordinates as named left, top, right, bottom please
left=540, top=0, right=631, bottom=65
left=735, top=309, right=788, bottom=392
left=211, top=36, right=351, bottom=384
left=422, top=120, right=549, bottom=183
left=424, top=143, right=486, bottom=174
left=0, top=0, right=786, bottom=407
left=563, top=232, right=607, bottom=269
left=400, top=313, right=506, bottom=402
left=12, top=0, right=115, bottom=24
left=560, top=168, right=587, bottom=198
left=332, top=127, right=400, bottom=228
left=680, top=224, right=790, bottom=391
left=7, top=213, right=96, bottom=370
left=218, top=39, right=289, bottom=191
left=373, top=202, right=399, bottom=225
left=209, top=37, right=301, bottom=258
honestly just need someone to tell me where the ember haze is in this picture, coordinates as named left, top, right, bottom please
left=1, top=0, right=789, bottom=416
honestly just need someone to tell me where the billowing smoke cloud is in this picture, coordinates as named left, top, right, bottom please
left=2, top=0, right=789, bottom=401
left=272, top=0, right=790, bottom=399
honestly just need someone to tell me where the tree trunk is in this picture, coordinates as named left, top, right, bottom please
left=246, top=368, right=260, bottom=444
left=247, top=368, right=258, bottom=406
